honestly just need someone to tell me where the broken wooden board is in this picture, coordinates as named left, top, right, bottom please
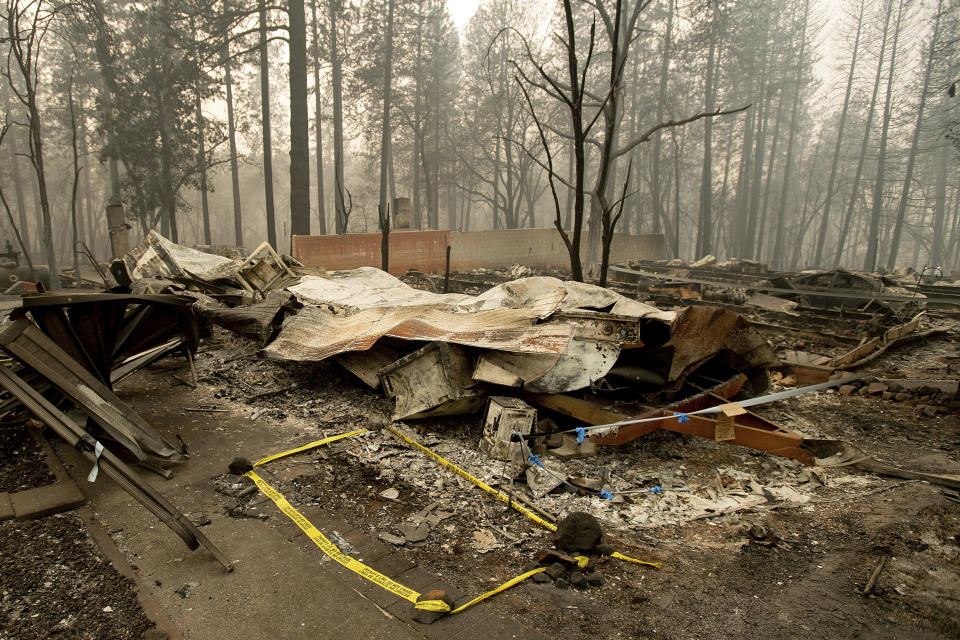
left=0, top=319, right=182, bottom=464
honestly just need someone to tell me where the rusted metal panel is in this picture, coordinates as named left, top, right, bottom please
left=262, top=305, right=574, bottom=362
left=665, top=306, right=779, bottom=382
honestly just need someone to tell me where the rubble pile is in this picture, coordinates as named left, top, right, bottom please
left=2, top=229, right=959, bottom=637
left=835, top=376, right=959, bottom=416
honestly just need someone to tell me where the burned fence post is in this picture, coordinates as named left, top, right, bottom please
left=379, top=203, right=390, bottom=272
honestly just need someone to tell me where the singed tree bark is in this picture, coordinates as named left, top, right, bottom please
left=931, top=136, right=949, bottom=266
left=224, top=40, right=243, bottom=246
left=7, top=130, right=30, bottom=258
left=886, top=0, right=940, bottom=270
left=651, top=0, right=674, bottom=246
left=696, top=5, right=719, bottom=258
left=377, top=0, right=394, bottom=236
left=259, top=0, right=277, bottom=246
left=755, top=85, right=782, bottom=262
left=813, top=0, right=865, bottom=266
left=428, top=8, right=441, bottom=230
left=744, top=18, right=770, bottom=259
left=863, top=0, right=904, bottom=271
left=328, top=0, right=346, bottom=233
left=4, top=0, right=60, bottom=288
left=86, top=0, right=122, bottom=206
left=66, top=64, right=81, bottom=286
left=834, top=0, right=892, bottom=267
left=771, top=0, right=810, bottom=269
left=78, top=127, right=96, bottom=254
left=289, top=0, right=311, bottom=240
left=411, top=0, right=424, bottom=230
left=732, top=94, right=756, bottom=257
left=309, top=0, right=326, bottom=234
left=192, top=24, right=211, bottom=245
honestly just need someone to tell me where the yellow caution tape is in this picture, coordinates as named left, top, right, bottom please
left=444, top=566, right=547, bottom=613
left=611, top=551, right=661, bottom=569
left=385, top=426, right=559, bottom=532
left=246, top=467, right=555, bottom=617
left=385, top=426, right=661, bottom=570
left=246, top=470, right=420, bottom=602
left=252, top=428, right=369, bottom=467
left=246, top=425, right=658, bottom=621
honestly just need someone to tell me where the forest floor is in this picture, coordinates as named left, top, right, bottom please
left=1, top=321, right=959, bottom=639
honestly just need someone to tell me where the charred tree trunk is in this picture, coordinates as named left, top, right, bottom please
left=289, top=0, right=311, bottom=240
left=310, top=0, right=326, bottom=234
left=864, top=0, right=904, bottom=272
left=814, top=0, right=864, bottom=266
left=259, top=0, right=277, bottom=246
left=378, top=0, right=394, bottom=238
left=224, top=40, right=244, bottom=246
left=835, top=0, right=892, bottom=267
left=886, top=0, right=939, bottom=270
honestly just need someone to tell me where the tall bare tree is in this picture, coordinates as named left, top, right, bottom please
left=2, top=0, right=63, bottom=289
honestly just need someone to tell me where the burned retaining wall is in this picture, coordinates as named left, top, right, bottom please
left=292, top=229, right=665, bottom=274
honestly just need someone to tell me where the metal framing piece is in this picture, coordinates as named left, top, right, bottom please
left=0, top=364, right=231, bottom=570
left=522, top=374, right=814, bottom=465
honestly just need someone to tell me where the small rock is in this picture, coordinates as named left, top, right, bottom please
left=174, top=582, right=199, bottom=599
left=413, top=589, right=452, bottom=625
left=781, top=375, right=797, bottom=387
left=857, top=386, right=871, bottom=396
left=587, top=571, right=605, bottom=586
left=595, top=542, right=614, bottom=556
left=399, top=523, right=430, bottom=543
left=532, top=572, right=552, bottom=584
left=554, top=577, right=570, bottom=589
left=867, top=382, right=888, bottom=395
left=919, top=395, right=931, bottom=403
left=749, top=524, right=768, bottom=541
left=379, top=532, right=406, bottom=545
left=838, top=385, right=857, bottom=397
left=228, top=457, right=253, bottom=475
left=881, top=391, right=893, bottom=400
left=555, top=512, right=603, bottom=553
left=863, top=376, right=877, bottom=384
left=888, top=382, right=903, bottom=393
left=894, top=392, right=910, bottom=402
left=379, top=488, right=400, bottom=500
left=545, top=562, right=567, bottom=580
left=569, top=571, right=589, bottom=588
left=922, top=405, right=938, bottom=418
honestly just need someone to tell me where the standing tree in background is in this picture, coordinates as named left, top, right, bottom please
left=813, top=0, right=865, bottom=266
left=378, top=0, right=395, bottom=234
left=288, top=0, right=311, bottom=240
left=1, top=0, right=62, bottom=289
left=863, top=0, right=906, bottom=271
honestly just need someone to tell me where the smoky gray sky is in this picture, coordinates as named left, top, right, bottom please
left=448, top=0, right=481, bottom=29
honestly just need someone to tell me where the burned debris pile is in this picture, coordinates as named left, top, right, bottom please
left=2, top=232, right=958, bottom=630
